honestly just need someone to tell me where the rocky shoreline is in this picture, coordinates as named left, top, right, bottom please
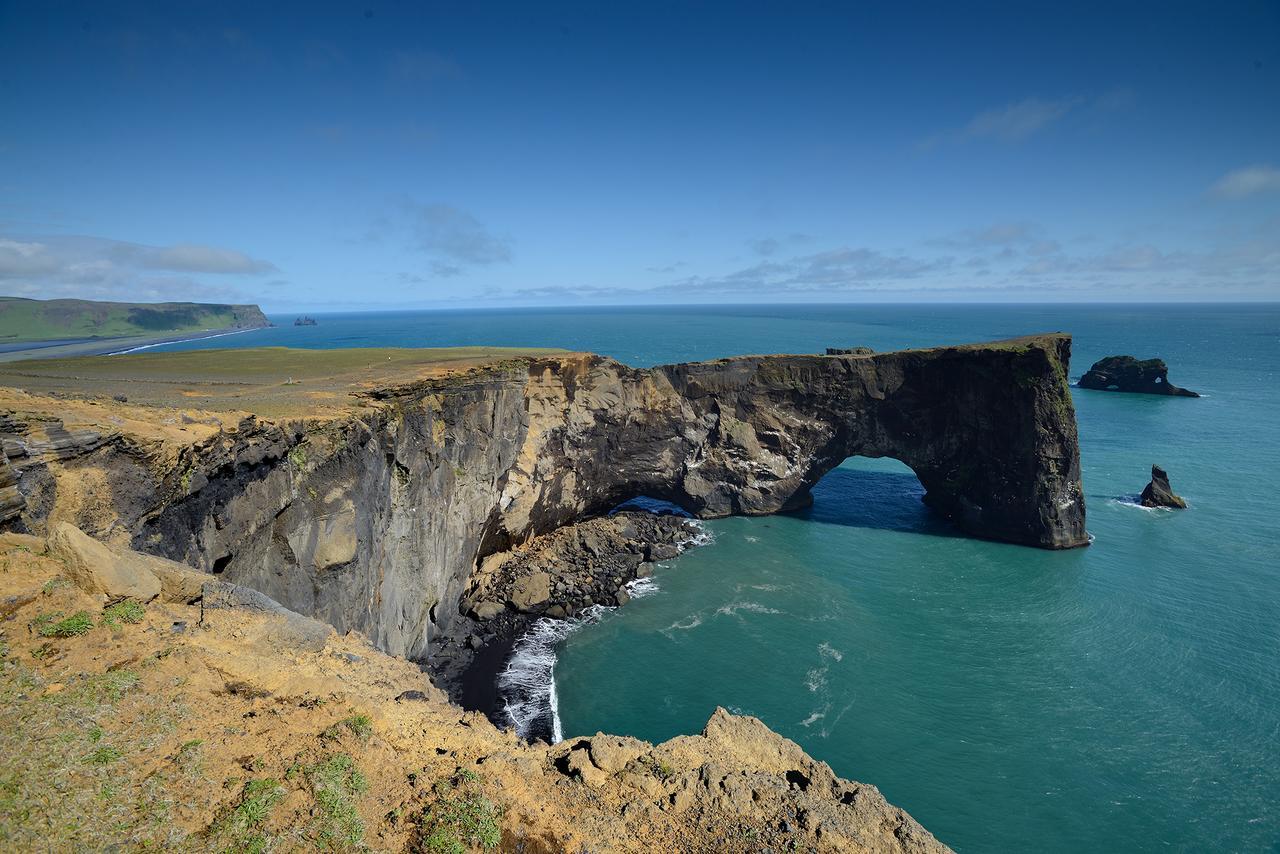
left=427, top=508, right=706, bottom=736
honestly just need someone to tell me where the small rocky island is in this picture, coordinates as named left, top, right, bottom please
left=294, top=315, right=318, bottom=326
left=1140, top=464, right=1188, bottom=508
left=1078, top=355, right=1199, bottom=396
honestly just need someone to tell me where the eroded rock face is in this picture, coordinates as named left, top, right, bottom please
left=5, top=335, right=1088, bottom=660
left=1078, top=355, right=1199, bottom=397
left=1140, top=465, right=1187, bottom=508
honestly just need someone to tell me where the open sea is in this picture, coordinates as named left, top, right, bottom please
left=155, top=304, right=1280, bottom=852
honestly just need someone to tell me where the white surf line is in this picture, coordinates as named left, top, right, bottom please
left=107, top=327, right=258, bottom=355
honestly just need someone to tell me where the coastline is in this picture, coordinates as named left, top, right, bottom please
left=427, top=508, right=708, bottom=742
left=0, top=325, right=266, bottom=363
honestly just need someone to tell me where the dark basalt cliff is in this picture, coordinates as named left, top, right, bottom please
left=2, top=334, right=1087, bottom=660
left=1078, top=355, right=1199, bottom=397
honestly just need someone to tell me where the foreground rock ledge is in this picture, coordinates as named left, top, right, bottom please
left=1, top=335, right=1086, bottom=661
left=0, top=533, right=952, bottom=852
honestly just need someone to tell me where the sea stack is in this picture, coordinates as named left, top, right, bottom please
left=1140, top=465, right=1187, bottom=508
left=1078, top=355, right=1199, bottom=396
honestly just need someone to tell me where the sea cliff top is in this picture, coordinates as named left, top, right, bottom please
left=0, top=346, right=568, bottom=419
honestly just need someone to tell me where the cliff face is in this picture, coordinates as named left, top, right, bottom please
left=2, top=334, right=1087, bottom=660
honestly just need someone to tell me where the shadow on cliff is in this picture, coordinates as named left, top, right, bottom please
left=787, top=466, right=964, bottom=540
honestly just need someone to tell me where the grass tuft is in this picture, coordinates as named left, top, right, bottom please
left=103, top=599, right=145, bottom=628
left=322, top=713, right=373, bottom=742
left=418, top=771, right=502, bottom=853
left=306, top=754, right=368, bottom=850
left=212, top=777, right=285, bottom=854
left=84, top=745, right=123, bottom=765
left=35, top=611, right=94, bottom=638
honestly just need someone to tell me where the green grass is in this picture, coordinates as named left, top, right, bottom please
left=84, top=745, right=123, bottom=765
left=418, top=772, right=502, bottom=853
left=322, top=714, right=373, bottom=742
left=0, top=658, right=177, bottom=850
left=306, top=754, right=368, bottom=851
left=34, top=611, right=94, bottom=638
left=103, top=600, right=146, bottom=628
left=0, top=345, right=570, bottom=415
left=0, top=297, right=263, bottom=343
left=211, top=777, right=285, bottom=854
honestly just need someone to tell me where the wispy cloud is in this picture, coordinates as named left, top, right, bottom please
left=404, top=202, right=512, bottom=266
left=747, top=233, right=811, bottom=256
left=1210, top=165, right=1280, bottom=199
left=0, top=234, right=274, bottom=301
left=922, top=90, right=1132, bottom=148
left=961, top=96, right=1080, bottom=143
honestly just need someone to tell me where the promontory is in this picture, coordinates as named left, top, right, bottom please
left=0, top=333, right=1088, bottom=850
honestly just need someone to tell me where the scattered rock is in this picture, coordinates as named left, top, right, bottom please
left=395, top=690, right=431, bottom=702
left=1078, top=355, right=1199, bottom=396
left=1140, top=465, right=1188, bottom=508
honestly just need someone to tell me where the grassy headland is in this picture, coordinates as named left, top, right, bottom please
left=0, top=297, right=269, bottom=344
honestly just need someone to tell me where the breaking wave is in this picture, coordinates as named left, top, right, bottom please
left=497, top=517, right=712, bottom=743
left=497, top=605, right=609, bottom=743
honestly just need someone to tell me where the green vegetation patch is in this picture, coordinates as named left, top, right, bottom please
left=103, top=599, right=145, bottom=627
left=34, top=611, right=94, bottom=638
left=211, top=777, right=285, bottom=854
left=306, top=754, right=368, bottom=850
left=417, top=770, right=502, bottom=853
left=322, top=713, right=373, bottom=742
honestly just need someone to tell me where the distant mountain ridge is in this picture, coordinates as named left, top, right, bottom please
left=0, top=297, right=269, bottom=343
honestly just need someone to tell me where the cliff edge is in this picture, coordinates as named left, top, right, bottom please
left=0, top=336, right=1086, bottom=661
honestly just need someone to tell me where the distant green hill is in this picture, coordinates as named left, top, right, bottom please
left=0, top=297, right=269, bottom=343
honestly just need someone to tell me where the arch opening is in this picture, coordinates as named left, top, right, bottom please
left=787, top=456, right=962, bottom=539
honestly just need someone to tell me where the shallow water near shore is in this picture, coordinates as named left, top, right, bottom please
left=158, top=304, right=1280, bottom=852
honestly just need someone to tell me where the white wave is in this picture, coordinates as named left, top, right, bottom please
left=799, top=709, right=827, bottom=727
left=624, top=576, right=660, bottom=598
left=715, top=601, right=780, bottom=617
left=749, top=583, right=781, bottom=592
left=108, top=327, right=256, bottom=355
left=497, top=605, right=610, bottom=742
left=744, top=535, right=759, bottom=543
left=663, top=613, right=704, bottom=633
left=805, top=667, right=827, bottom=693
left=818, top=642, right=844, bottom=662
left=1108, top=496, right=1187, bottom=513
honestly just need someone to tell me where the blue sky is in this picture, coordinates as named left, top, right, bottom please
left=1, top=1, right=1277, bottom=309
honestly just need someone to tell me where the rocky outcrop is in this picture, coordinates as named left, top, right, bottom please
left=1078, top=355, right=1199, bottom=396
left=3, top=334, right=1087, bottom=662
left=826, top=346, right=875, bottom=355
left=430, top=510, right=703, bottom=711
left=1140, top=465, right=1187, bottom=508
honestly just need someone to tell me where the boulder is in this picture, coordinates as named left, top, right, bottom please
left=1078, top=355, right=1199, bottom=396
left=1140, top=465, right=1187, bottom=508
left=470, top=600, right=506, bottom=621
left=646, top=542, right=680, bottom=561
left=46, top=522, right=162, bottom=602
left=509, top=570, right=552, bottom=612
left=588, top=734, right=647, bottom=775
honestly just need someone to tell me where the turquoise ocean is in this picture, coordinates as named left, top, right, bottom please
left=155, top=304, right=1279, bottom=852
